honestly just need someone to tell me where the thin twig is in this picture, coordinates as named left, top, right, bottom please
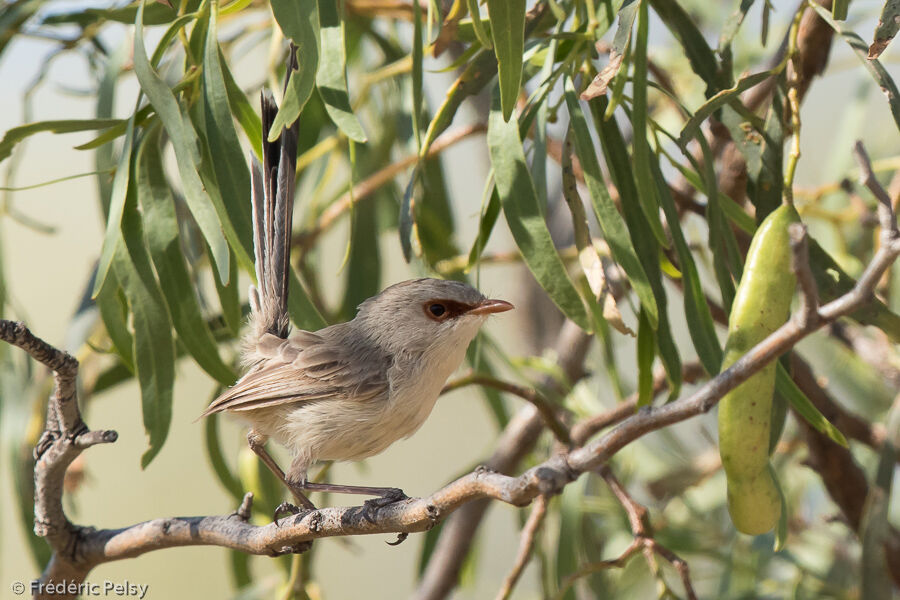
left=598, top=467, right=698, bottom=600
left=789, top=223, right=819, bottom=329
left=853, top=140, right=899, bottom=239
left=493, top=495, right=549, bottom=600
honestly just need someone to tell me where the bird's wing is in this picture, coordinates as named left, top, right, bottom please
left=200, top=329, right=391, bottom=417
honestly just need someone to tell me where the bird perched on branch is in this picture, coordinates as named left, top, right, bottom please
left=200, top=58, right=512, bottom=519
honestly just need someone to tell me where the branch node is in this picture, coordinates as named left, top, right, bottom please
left=852, top=140, right=898, bottom=242
left=234, top=493, right=254, bottom=521
left=789, top=222, right=819, bottom=329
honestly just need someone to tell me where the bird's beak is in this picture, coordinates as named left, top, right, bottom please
left=468, top=299, right=514, bottom=316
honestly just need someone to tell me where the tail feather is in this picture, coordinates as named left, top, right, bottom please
left=250, top=47, right=299, bottom=340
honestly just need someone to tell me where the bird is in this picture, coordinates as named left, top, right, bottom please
left=200, top=65, right=513, bottom=518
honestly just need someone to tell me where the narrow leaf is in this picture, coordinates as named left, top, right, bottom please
left=316, top=0, right=366, bottom=142
left=269, top=0, right=319, bottom=138
left=678, top=70, right=773, bottom=147
left=869, top=0, right=900, bottom=58
left=631, top=0, right=669, bottom=247
left=136, top=135, right=235, bottom=385
left=133, top=0, right=230, bottom=282
left=812, top=3, right=900, bottom=133
left=637, top=309, right=655, bottom=406
left=564, top=81, right=659, bottom=328
left=775, top=364, right=847, bottom=446
left=0, top=117, right=121, bottom=163
left=466, top=0, right=492, bottom=48
left=116, top=184, right=176, bottom=468
left=486, top=0, right=526, bottom=121
left=487, top=94, right=589, bottom=330
left=92, top=115, right=136, bottom=298
left=581, top=0, right=637, bottom=100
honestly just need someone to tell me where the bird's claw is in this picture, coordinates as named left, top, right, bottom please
left=273, top=501, right=302, bottom=526
left=362, top=488, right=408, bottom=523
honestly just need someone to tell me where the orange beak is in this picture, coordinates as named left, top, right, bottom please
left=468, top=299, right=514, bottom=316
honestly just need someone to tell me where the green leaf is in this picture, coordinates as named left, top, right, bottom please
left=833, top=0, right=849, bottom=21
left=770, top=462, right=788, bottom=552
left=487, top=93, right=589, bottom=330
left=116, top=182, right=176, bottom=469
left=399, top=166, right=420, bottom=262
left=269, top=0, right=319, bottom=139
left=0, top=117, right=121, bottom=164
left=564, top=81, right=658, bottom=328
left=133, top=0, right=231, bottom=283
left=288, top=272, right=328, bottom=331
left=812, top=3, right=900, bottom=133
left=719, top=0, right=756, bottom=51
left=202, top=1, right=255, bottom=269
left=466, top=0, right=492, bottom=48
left=649, top=0, right=723, bottom=96
left=466, top=181, right=501, bottom=269
left=631, top=0, right=668, bottom=248
left=809, top=240, right=900, bottom=342
left=678, top=70, right=773, bottom=147
left=340, top=176, right=381, bottom=319
left=95, top=272, right=136, bottom=371
left=41, top=1, right=178, bottom=27
left=412, top=0, right=424, bottom=148
left=213, top=247, right=242, bottom=337
left=652, top=158, right=722, bottom=374
left=136, top=134, right=235, bottom=386
left=92, top=115, right=136, bottom=298
left=869, top=0, right=900, bottom=58
left=316, top=0, right=366, bottom=142
left=486, top=0, right=526, bottom=121
left=204, top=413, right=244, bottom=500
left=590, top=96, right=681, bottom=391
left=221, top=48, right=262, bottom=160
left=582, top=0, right=634, bottom=101
left=637, top=309, right=655, bottom=406
left=775, top=364, right=847, bottom=447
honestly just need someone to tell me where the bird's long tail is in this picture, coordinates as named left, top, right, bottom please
left=249, top=48, right=298, bottom=342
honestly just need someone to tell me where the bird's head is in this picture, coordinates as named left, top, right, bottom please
left=354, top=278, right=513, bottom=355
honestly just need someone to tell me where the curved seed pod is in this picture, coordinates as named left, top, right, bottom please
left=718, top=203, right=800, bottom=535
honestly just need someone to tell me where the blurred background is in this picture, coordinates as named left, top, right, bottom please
left=1, top=0, right=899, bottom=598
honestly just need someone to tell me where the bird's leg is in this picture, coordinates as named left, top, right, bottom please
left=247, top=431, right=316, bottom=522
left=300, top=482, right=408, bottom=523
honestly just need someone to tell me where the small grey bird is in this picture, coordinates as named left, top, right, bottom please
left=200, top=78, right=512, bottom=516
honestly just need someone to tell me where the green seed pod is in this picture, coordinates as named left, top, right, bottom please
left=718, top=203, right=800, bottom=535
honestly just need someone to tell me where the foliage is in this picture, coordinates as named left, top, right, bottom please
left=1, top=0, right=899, bottom=597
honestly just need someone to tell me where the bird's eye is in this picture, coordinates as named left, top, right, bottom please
left=429, top=303, right=446, bottom=318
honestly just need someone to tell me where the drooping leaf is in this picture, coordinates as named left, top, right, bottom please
left=92, top=115, right=136, bottom=298
left=564, top=81, right=658, bottom=328
left=0, top=118, right=122, bottom=164
left=581, top=0, right=636, bottom=100
left=869, top=0, right=900, bottom=58
left=812, top=3, right=900, bottom=134
left=631, top=0, right=668, bottom=247
left=316, top=0, right=367, bottom=142
left=136, top=133, right=235, bottom=386
left=269, top=0, right=319, bottom=139
left=487, top=93, right=589, bottom=330
left=133, top=0, right=231, bottom=282
left=115, top=181, right=176, bottom=468
left=652, top=158, right=722, bottom=375
left=486, top=0, right=526, bottom=121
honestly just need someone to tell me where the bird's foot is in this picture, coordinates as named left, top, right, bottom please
left=362, top=488, right=408, bottom=523
left=273, top=501, right=303, bottom=526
